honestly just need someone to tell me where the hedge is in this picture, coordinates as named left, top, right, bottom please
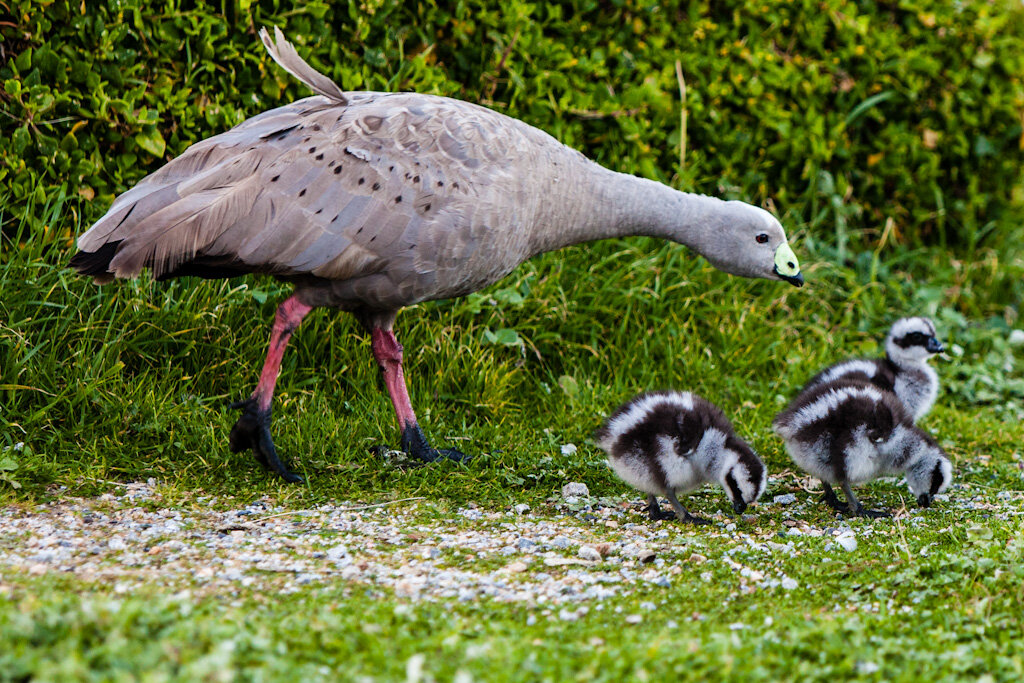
left=2, top=0, right=1023, bottom=255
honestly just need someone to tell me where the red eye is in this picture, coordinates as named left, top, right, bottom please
left=756, top=233, right=769, bottom=244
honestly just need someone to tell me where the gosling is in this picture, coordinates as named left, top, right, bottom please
left=805, top=317, right=944, bottom=422
left=596, top=391, right=766, bottom=525
left=773, top=380, right=952, bottom=518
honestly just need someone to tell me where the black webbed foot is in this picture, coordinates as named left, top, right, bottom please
left=645, top=501, right=676, bottom=521
left=399, top=424, right=470, bottom=464
left=822, top=483, right=851, bottom=513
left=228, top=398, right=303, bottom=483
left=851, top=506, right=891, bottom=519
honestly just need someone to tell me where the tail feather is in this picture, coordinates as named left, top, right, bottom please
left=260, top=26, right=348, bottom=104
left=69, top=241, right=121, bottom=283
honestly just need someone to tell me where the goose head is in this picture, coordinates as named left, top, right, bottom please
left=719, top=438, right=767, bottom=514
left=697, top=202, right=803, bottom=287
left=886, top=317, right=944, bottom=366
left=906, top=447, right=952, bottom=508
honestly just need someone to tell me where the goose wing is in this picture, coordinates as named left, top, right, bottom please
left=76, top=29, right=560, bottom=294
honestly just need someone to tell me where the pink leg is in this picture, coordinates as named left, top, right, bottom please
left=370, top=327, right=418, bottom=430
left=252, top=295, right=313, bottom=411
left=369, top=325, right=468, bottom=463
left=229, top=294, right=313, bottom=482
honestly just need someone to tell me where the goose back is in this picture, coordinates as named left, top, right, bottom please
left=77, top=88, right=597, bottom=311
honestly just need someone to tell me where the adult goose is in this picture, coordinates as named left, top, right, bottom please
left=71, top=27, right=805, bottom=482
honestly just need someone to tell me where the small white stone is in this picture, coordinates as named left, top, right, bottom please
left=836, top=531, right=858, bottom=552
left=108, top=537, right=126, bottom=551
left=561, top=482, right=589, bottom=499
left=513, top=503, right=531, bottom=515
left=326, top=544, right=348, bottom=561
left=773, top=494, right=797, bottom=505
left=781, top=576, right=798, bottom=590
left=560, top=443, right=578, bottom=456
left=1009, top=329, right=1024, bottom=346
left=405, top=654, right=426, bottom=683
left=856, top=661, right=880, bottom=675
left=625, top=614, right=643, bottom=624
left=578, top=546, right=601, bottom=562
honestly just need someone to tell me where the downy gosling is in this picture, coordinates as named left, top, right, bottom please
left=804, top=317, right=944, bottom=422
left=773, top=380, right=952, bottom=518
left=596, top=391, right=766, bottom=525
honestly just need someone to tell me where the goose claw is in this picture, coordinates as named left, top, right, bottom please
left=229, top=399, right=303, bottom=483
left=399, top=424, right=470, bottom=463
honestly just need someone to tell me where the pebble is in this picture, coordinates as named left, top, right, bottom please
left=513, top=504, right=531, bottom=515
left=516, top=538, right=537, bottom=551
left=773, top=494, right=797, bottom=505
left=560, top=444, right=578, bottom=456
left=326, top=544, right=348, bottom=561
left=0, top=483, right=993, bottom=610
left=561, top=482, right=590, bottom=499
left=836, top=531, right=858, bottom=552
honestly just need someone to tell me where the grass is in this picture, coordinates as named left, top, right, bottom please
left=2, top=186, right=1024, bottom=680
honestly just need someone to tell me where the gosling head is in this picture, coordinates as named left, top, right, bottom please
left=699, top=202, right=804, bottom=287
left=905, top=442, right=953, bottom=508
left=719, top=437, right=767, bottom=514
left=886, top=317, right=944, bottom=367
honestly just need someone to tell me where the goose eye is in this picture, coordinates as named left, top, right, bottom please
left=756, top=233, right=769, bottom=244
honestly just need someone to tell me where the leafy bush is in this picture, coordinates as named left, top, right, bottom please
left=2, top=0, right=1022, bottom=256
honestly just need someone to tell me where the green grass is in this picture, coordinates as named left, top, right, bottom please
left=2, top=185, right=1024, bottom=680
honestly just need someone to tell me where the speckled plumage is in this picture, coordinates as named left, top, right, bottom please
left=804, top=317, right=943, bottom=422
left=773, top=380, right=952, bottom=516
left=596, top=391, right=766, bottom=524
left=73, top=28, right=802, bottom=315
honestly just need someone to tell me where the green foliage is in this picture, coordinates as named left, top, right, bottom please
left=2, top=0, right=1023, bottom=253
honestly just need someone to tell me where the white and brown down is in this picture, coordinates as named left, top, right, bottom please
left=804, top=317, right=943, bottom=422
left=773, top=380, right=952, bottom=518
left=71, top=27, right=804, bottom=482
left=596, top=391, right=767, bottom=524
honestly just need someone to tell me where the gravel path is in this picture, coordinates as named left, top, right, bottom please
left=1, top=478, right=1020, bottom=614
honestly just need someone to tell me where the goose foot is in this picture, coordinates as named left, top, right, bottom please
left=660, top=492, right=713, bottom=525
left=400, top=424, right=470, bottom=463
left=645, top=498, right=676, bottom=521
left=822, top=483, right=851, bottom=513
left=850, top=505, right=891, bottom=519
left=229, top=398, right=303, bottom=483
left=838, top=482, right=889, bottom=519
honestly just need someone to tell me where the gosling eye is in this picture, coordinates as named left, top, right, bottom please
left=756, top=233, right=769, bottom=244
